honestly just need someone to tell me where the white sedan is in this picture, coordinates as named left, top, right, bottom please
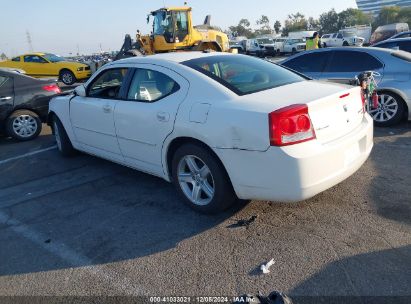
left=49, top=52, right=373, bottom=214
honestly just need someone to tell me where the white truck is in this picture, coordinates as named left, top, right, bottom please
left=283, top=38, right=306, bottom=54
left=321, top=32, right=365, bottom=47
left=340, top=25, right=372, bottom=45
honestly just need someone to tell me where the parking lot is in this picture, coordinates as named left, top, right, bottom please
left=0, top=119, right=410, bottom=299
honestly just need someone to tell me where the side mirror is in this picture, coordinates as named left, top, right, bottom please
left=74, top=85, right=86, bottom=97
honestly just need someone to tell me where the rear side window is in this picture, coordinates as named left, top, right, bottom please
left=326, top=51, right=383, bottom=72
left=127, top=69, right=180, bottom=102
left=11, top=57, right=20, bottom=62
left=182, top=55, right=304, bottom=95
left=282, top=52, right=331, bottom=73
left=88, top=68, right=128, bottom=99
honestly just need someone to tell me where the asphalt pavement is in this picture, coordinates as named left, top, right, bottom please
left=0, top=121, right=410, bottom=301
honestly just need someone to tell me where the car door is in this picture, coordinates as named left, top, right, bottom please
left=282, top=51, right=332, bottom=79
left=0, top=74, right=14, bottom=122
left=70, top=67, right=130, bottom=162
left=22, top=55, right=52, bottom=77
left=114, top=65, right=189, bottom=176
left=330, top=34, right=338, bottom=47
left=322, top=50, right=384, bottom=84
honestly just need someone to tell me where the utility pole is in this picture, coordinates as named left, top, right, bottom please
left=77, top=44, right=80, bottom=56
left=26, top=30, right=33, bottom=52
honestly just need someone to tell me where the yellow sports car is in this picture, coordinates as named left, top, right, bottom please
left=0, top=53, right=91, bottom=85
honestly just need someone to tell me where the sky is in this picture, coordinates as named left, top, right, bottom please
left=0, top=0, right=357, bottom=57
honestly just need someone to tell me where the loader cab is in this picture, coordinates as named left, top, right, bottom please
left=151, top=8, right=190, bottom=45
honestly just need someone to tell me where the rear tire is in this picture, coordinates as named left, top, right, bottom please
left=323, top=43, right=327, bottom=48
left=343, top=41, right=349, bottom=46
left=6, top=110, right=42, bottom=141
left=171, top=143, right=236, bottom=214
left=53, top=115, right=76, bottom=156
left=368, top=91, right=405, bottom=127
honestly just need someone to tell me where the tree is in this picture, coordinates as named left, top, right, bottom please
left=308, top=17, right=320, bottom=30
left=373, top=6, right=411, bottom=28
left=228, top=18, right=254, bottom=38
left=319, top=9, right=339, bottom=34
left=274, top=20, right=282, bottom=34
left=338, top=8, right=373, bottom=29
left=255, top=15, right=272, bottom=36
left=283, top=13, right=308, bottom=36
left=0, top=53, right=7, bottom=61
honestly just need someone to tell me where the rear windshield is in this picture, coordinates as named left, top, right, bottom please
left=182, top=55, right=304, bottom=95
left=392, top=50, right=411, bottom=62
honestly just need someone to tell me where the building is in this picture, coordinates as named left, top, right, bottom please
left=356, top=0, right=411, bottom=15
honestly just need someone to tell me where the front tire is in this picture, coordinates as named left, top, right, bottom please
left=53, top=115, right=76, bottom=156
left=6, top=110, right=42, bottom=141
left=368, top=92, right=405, bottom=127
left=60, top=70, right=76, bottom=85
left=171, top=143, right=236, bottom=214
left=343, top=41, right=349, bottom=46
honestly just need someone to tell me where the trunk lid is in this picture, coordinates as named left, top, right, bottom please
left=242, top=80, right=364, bottom=145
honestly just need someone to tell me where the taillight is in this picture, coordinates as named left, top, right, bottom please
left=269, top=104, right=316, bottom=146
left=43, top=84, right=61, bottom=94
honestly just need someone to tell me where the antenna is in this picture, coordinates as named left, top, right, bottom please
left=26, top=30, right=33, bottom=52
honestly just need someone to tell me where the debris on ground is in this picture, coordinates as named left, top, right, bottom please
left=261, top=258, right=275, bottom=274
left=227, top=215, right=258, bottom=229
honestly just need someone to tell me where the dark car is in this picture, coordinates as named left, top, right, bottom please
left=0, top=69, right=61, bottom=141
left=372, top=38, right=411, bottom=53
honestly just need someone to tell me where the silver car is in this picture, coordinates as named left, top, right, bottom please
left=281, top=47, right=411, bottom=126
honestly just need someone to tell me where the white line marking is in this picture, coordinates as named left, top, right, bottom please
left=0, top=211, right=149, bottom=295
left=0, top=145, right=57, bottom=165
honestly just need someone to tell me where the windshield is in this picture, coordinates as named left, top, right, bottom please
left=153, top=10, right=173, bottom=36
left=257, top=38, right=274, bottom=44
left=43, top=53, right=66, bottom=62
left=182, top=55, right=304, bottom=95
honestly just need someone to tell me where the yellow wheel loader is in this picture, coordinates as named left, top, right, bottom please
left=115, top=6, right=231, bottom=60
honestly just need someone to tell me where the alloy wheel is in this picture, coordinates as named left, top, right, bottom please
left=62, top=73, right=73, bottom=84
left=12, top=115, right=38, bottom=138
left=177, top=155, right=215, bottom=206
left=368, top=94, right=399, bottom=122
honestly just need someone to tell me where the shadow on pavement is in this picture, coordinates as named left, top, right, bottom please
left=0, top=152, right=246, bottom=276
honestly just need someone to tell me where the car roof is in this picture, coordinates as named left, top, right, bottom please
left=115, top=51, right=232, bottom=65
left=376, top=37, right=411, bottom=44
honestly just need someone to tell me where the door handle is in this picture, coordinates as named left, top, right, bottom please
left=0, top=96, right=12, bottom=101
left=156, top=112, right=170, bottom=122
left=102, top=105, right=112, bottom=113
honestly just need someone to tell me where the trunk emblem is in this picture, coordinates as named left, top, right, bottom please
left=343, top=105, right=348, bottom=112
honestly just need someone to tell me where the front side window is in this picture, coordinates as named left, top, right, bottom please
left=326, top=51, right=383, bottom=73
left=88, top=68, right=128, bottom=99
left=127, top=69, right=180, bottom=102
left=183, top=55, right=304, bottom=95
left=337, top=33, right=343, bottom=39
left=283, top=52, right=331, bottom=73
left=24, top=55, right=47, bottom=63
left=11, top=57, right=20, bottom=62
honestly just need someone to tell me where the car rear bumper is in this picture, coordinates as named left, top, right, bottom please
left=215, top=114, right=373, bottom=202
